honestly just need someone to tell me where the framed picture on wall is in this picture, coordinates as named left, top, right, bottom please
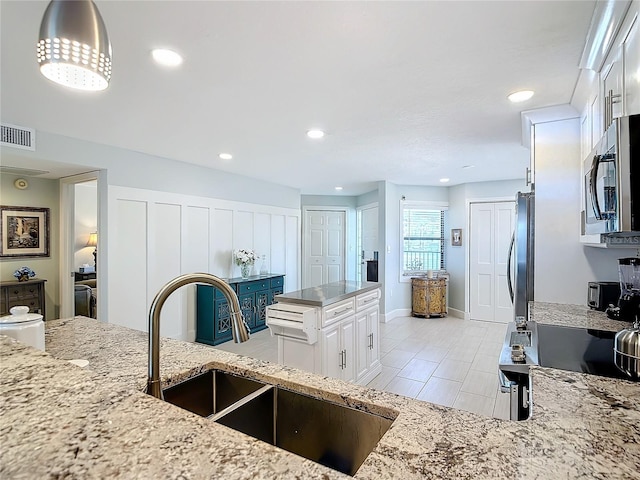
left=451, top=228, right=462, bottom=247
left=0, top=206, right=50, bottom=258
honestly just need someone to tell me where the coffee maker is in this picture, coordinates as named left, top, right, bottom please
left=607, top=257, right=640, bottom=322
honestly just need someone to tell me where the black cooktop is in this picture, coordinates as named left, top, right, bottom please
left=537, top=324, right=635, bottom=381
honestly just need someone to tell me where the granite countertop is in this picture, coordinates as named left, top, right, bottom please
left=530, top=301, right=633, bottom=332
left=1, top=308, right=639, bottom=479
left=275, top=280, right=381, bottom=306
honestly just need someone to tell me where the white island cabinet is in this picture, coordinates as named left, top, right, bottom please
left=266, top=280, right=382, bottom=385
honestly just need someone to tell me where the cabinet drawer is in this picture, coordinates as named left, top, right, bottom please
left=7, top=285, right=40, bottom=301
left=9, top=298, right=41, bottom=312
left=237, top=280, right=269, bottom=294
left=356, top=289, right=379, bottom=311
left=322, top=297, right=355, bottom=327
left=270, top=276, right=284, bottom=288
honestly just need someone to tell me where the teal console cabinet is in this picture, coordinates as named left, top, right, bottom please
left=196, top=274, right=285, bottom=346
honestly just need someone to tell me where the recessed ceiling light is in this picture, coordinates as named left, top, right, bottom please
left=334, top=186, right=343, bottom=191
left=152, top=49, right=183, bottom=67
left=307, top=129, right=325, bottom=139
left=218, top=153, right=233, bottom=160
left=508, top=90, right=534, bottom=103
left=462, top=165, right=475, bottom=169
left=439, top=178, right=450, bottom=183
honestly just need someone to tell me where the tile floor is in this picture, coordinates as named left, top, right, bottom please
left=216, top=314, right=510, bottom=420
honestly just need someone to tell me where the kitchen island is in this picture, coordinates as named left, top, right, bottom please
left=1, top=308, right=639, bottom=479
left=267, top=280, right=382, bottom=385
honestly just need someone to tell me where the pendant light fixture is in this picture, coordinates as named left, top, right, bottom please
left=37, top=0, right=112, bottom=91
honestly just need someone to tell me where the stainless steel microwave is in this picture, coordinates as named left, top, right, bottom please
left=583, top=114, right=639, bottom=235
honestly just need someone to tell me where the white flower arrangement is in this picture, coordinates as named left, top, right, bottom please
left=233, top=248, right=259, bottom=266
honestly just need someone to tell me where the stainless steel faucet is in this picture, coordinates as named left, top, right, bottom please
left=145, top=273, right=250, bottom=399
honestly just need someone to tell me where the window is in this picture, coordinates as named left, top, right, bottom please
left=401, top=202, right=447, bottom=276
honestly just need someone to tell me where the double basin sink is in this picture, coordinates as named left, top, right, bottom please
left=162, top=369, right=394, bottom=476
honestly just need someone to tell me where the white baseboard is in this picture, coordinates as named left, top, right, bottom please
left=447, top=307, right=465, bottom=319
left=380, top=308, right=411, bottom=323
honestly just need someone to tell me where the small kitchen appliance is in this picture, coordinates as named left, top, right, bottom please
left=606, top=257, right=640, bottom=322
left=587, top=281, right=621, bottom=311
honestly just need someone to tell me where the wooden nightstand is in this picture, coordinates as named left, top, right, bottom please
left=75, top=271, right=97, bottom=282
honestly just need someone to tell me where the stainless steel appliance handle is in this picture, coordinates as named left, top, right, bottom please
left=589, top=154, right=603, bottom=220
left=507, top=232, right=515, bottom=303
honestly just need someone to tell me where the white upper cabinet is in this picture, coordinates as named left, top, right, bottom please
left=601, top=50, right=623, bottom=125
left=623, top=12, right=640, bottom=115
left=600, top=2, right=639, bottom=123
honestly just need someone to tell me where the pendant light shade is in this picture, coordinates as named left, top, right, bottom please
left=37, top=0, right=112, bottom=91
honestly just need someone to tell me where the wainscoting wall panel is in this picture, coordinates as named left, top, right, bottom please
left=108, top=186, right=301, bottom=341
left=110, top=198, right=148, bottom=333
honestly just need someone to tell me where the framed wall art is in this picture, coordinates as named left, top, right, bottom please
left=451, top=228, right=462, bottom=247
left=0, top=206, right=50, bottom=258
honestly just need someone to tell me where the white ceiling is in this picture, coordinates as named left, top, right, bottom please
left=0, top=1, right=595, bottom=195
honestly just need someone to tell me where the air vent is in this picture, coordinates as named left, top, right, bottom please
left=1, top=123, right=36, bottom=151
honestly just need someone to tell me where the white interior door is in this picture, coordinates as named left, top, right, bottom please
left=358, top=204, right=378, bottom=281
left=304, top=210, right=345, bottom=288
left=469, top=201, right=515, bottom=323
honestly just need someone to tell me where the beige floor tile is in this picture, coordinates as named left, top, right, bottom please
left=416, top=377, right=462, bottom=407
left=367, top=366, right=401, bottom=391
left=385, top=376, right=425, bottom=399
left=460, top=370, right=498, bottom=398
left=380, top=336, right=403, bottom=354
left=476, top=341, right=503, bottom=357
left=380, top=325, right=414, bottom=341
left=414, top=345, right=449, bottom=363
left=453, top=391, right=496, bottom=418
left=380, top=349, right=415, bottom=369
left=393, top=337, right=430, bottom=354
left=398, top=358, right=439, bottom=382
left=445, top=344, right=478, bottom=363
left=463, top=325, right=488, bottom=338
left=432, top=358, right=471, bottom=383
left=470, top=353, right=500, bottom=374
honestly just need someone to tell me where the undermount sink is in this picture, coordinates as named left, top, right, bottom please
left=162, top=369, right=267, bottom=417
left=162, top=370, right=394, bottom=476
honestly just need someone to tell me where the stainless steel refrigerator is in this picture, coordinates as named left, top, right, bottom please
left=507, top=191, right=534, bottom=320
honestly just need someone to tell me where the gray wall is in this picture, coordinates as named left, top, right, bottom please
left=2, top=130, right=301, bottom=209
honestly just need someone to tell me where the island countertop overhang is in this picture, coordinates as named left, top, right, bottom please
left=275, top=280, right=381, bottom=307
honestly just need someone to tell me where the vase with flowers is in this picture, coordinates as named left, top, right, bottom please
left=13, top=266, right=36, bottom=282
left=234, top=249, right=259, bottom=279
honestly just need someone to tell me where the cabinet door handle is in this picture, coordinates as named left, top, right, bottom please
left=333, top=307, right=352, bottom=316
left=343, top=349, right=347, bottom=369
left=339, top=351, right=344, bottom=369
left=369, top=333, right=374, bottom=349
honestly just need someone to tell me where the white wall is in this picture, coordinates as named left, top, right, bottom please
left=108, top=185, right=301, bottom=341
left=534, top=118, right=624, bottom=305
left=73, top=181, right=97, bottom=270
